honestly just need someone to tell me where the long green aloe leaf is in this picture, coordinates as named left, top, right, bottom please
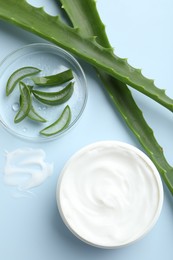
left=59, top=0, right=173, bottom=194
left=0, top=0, right=173, bottom=112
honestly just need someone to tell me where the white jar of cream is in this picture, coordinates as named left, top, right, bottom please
left=56, top=141, right=163, bottom=248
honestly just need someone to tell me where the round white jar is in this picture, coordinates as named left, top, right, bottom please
left=56, top=141, right=163, bottom=248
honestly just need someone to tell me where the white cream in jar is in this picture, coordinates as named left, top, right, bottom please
left=57, top=141, right=163, bottom=248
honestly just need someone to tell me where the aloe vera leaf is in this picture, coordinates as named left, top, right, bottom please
left=100, top=73, right=173, bottom=194
left=0, top=0, right=173, bottom=111
left=59, top=0, right=173, bottom=194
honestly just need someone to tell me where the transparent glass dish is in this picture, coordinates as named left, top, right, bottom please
left=0, top=43, right=87, bottom=142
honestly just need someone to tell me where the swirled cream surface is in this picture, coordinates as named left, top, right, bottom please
left=57, top=141, right=163, bottom=248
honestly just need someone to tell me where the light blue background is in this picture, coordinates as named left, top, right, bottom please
left=0, top=0, right=173, bottom=259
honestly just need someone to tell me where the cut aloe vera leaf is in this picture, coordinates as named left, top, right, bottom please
left=40, top=105, right=71, bottom=136
left=32, top=69, right=73, bottom=86
left=6, top=66, right=41, bottom=96
left=18, top=87, right=47, bottom=123
left=14, top=82, right=31, bottom=123
left=28, top=105, right=47, bottom=123
left=32, top=82, right=74, bottom=105
left=1, top=0, right=173, bottom=111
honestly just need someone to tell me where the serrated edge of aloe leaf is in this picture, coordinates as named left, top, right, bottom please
left=59, top=0, right=173, bottom=194
left=40, top=105, right=71, bottom=136
left=6, top=66, right=41, bottom=96
left=0, top=0, right=173, bottom=111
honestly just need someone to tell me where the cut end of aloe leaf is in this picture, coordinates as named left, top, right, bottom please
left=6, top=66, right=41, bottom=96
left=40, top=105, right=71, bottom=136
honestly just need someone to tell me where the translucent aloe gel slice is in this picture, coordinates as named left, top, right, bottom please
left=28, top=105, right=47, bottom=123
left=40, top=105, right=71, bottom=136
left=14, top=82, right=31, bottom=123
left=17, top=82, right=46, bottom=123
left=32, top=82, right=74, bottom=105
left=6, top=66, right=41, bottom=96
left=32, top=69, right=74, bottom=86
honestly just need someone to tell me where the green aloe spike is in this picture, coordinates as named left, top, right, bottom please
left=0, top=0, right=173, bottom=112
left=58, top=0, right=173, bottom=194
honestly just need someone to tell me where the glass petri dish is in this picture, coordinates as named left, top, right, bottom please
left=0, top=43, right=87, bottom=142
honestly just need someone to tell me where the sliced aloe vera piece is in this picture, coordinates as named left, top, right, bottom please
left=32, top=82, right=74, bottom=105
left=28, top=105, right=47, bottom=123
left=6, top=66, right=41, bottom=96
left=32, top=69, right=73, bottom=86
left=40, top=105, right=71, bottom=136
left=14, top=82, right=31, bottom=123
left=18, top=83, right=46, bottom=123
